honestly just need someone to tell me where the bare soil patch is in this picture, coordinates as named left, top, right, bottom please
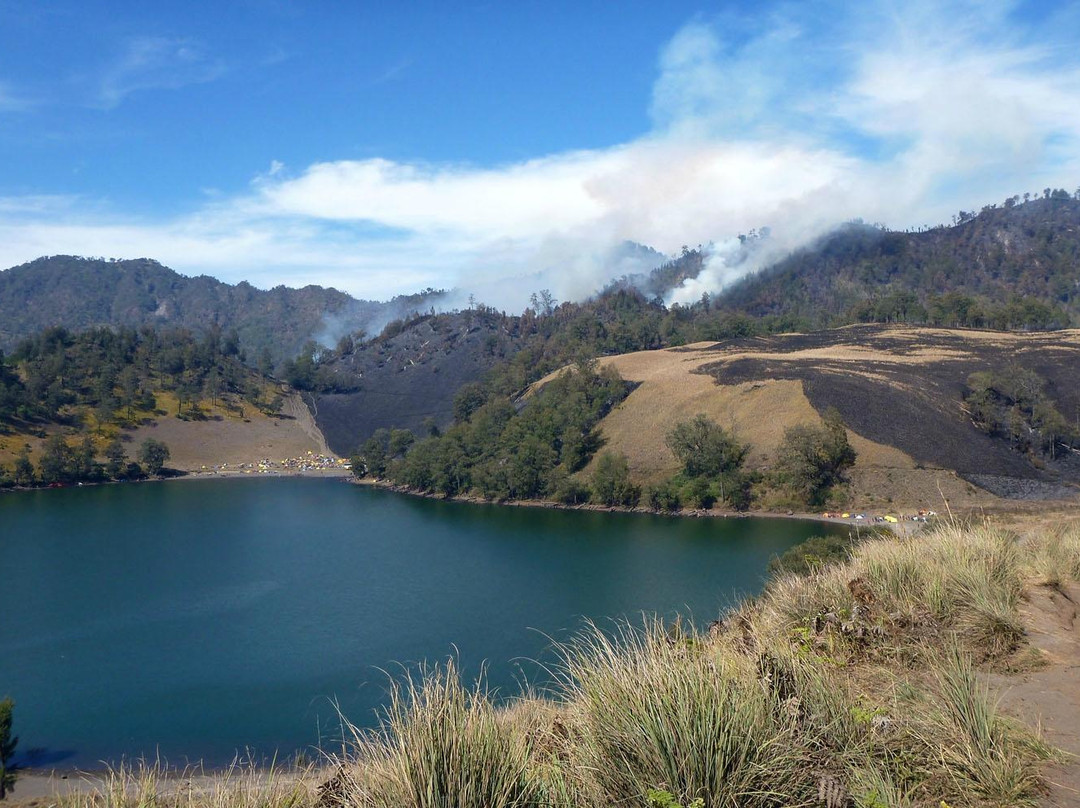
left=992, top=581, right=1080, bottom=806
left=124, top=392, right=334, bottom=472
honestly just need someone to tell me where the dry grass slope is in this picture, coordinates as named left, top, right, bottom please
left=580, top=324, right=1080, bottom=512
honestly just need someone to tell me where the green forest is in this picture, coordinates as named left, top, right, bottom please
left=0, top=325, right=278, bottom=487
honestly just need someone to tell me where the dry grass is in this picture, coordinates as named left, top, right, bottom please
left=582, top=336, right=1011, bottom=510
left=56, top=760, right=315, bottom=808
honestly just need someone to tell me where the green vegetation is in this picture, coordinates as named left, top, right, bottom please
left=589, top=451, right=640, bottom=507
left=137, top=439, right=171, bottom=476
left=767, top=532, right=861, bottom=577
left=659, top=414, right=754, bottom=511
left=381, top=362, right=631, bottom=500
left=0, top=325, right=269, bottom=428
left=0, top=255, right=391, bottom=368
left=773, top=408, right=857, bottom=507
left=719, top=194, right=1080, bottom=331
left=0, top=323, right=285, bottom=487
left=0, top=433, right=170, bottom=488
left=965, top=367, right=1078, bottom=459
left=0, top=698, right=17, bottom=800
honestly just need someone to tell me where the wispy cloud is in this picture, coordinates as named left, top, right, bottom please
left=95, top=36, right=225, bottom=109
left=0, top=79, right=35, bottom=112
left=3, top=0, right=1080, bottom=308
left=369, top=57, right=413, bottom=86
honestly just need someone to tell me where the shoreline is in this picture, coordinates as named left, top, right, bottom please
left=347, top=476, right=927, bottom=534
left=2, top=464, right=926, bottom=532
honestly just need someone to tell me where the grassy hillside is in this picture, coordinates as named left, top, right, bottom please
left=586, top=325, right=1080, bottom=510
left=0, top=325, right=335, bottom=483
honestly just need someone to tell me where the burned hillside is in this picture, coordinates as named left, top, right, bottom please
left=698, top=324, right=1080, bottom=498
left=304, top=309, right=523, bottom=455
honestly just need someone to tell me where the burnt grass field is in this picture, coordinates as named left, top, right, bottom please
left=697, top=324, right=1080, bottom=499
left=307, top=313, right=522, bottom=456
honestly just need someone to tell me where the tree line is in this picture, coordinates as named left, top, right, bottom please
left=355, top=386, right=857, bottom=512
left=352, top=361, right=632, bottom=501
left=0, top=324, right=280, bottom=428
left=0, top=436, right=170, bottom=489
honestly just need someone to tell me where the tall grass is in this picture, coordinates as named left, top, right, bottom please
left=921, top=644, right=1053, bottom=806
left=557, top=620, right=810, bottom=807
left=756, top=521, right=1027, bottom=661
left=339, top=659, right=550, bottom=808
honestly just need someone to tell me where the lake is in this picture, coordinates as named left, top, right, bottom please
left=0, top=477, right=846, bottom=768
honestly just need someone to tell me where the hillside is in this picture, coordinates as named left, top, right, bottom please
left=713, top=193, right=1080, bottom=328
left=0, top=325, right=340, bottom=485
left=0, top=256, right=438, bottom=367
left=586, top=324, right=1080, bottom=510
left=303, top=308, right=523, bottom=455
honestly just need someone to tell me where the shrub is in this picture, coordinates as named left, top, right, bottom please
left=680, top=477, right=716, bottom=509
left=767, top=533, right=857, bottom=578
left=353, top=660, right=548, bottom=808
left=590, top=451, right=640, bottom=507
left=644, top=478, right=681, bottom=512
left=773, top=408, right=856, bottom=507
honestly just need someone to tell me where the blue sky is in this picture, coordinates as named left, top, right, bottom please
left=1, top=0, right=1079, bottom=306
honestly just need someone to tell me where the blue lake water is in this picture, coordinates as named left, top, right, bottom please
left=0, top=477, right=845, bottom=768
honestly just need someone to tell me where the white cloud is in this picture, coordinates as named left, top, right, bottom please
left=3, top=0, right=1080, bottom=310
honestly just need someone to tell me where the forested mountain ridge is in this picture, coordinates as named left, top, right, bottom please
left=713, top=192, right=1080, bottom=328
left=0, top=255, right=422, bottom=367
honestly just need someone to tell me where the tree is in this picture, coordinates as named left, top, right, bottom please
left=71, top=435, right=97, bottom=481
left=37, top=435, right=72, bottom=484
left=774, top=409, right=857, bottom=507
left=665, top=414, right=748, bottom=478
left=359, top=436, right=388, bottom=478
left=590, top=451, right=640, bottom=506
left=104, top=438, right=127, bottom=479
left=387, top=429, right=415, bottom=458
left=0, top=697, right=18, bottom=799
left=12, top=449, right=34, bottom=487
left=138, top=439, right=170, bottom=476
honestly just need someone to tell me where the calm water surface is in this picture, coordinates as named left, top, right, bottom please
left=0, top=477, right=845, bottom=767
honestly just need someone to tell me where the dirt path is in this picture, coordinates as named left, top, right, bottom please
left=993, top=581, right=1080, bottom=806
left=284, top=392, right=332, bottom=456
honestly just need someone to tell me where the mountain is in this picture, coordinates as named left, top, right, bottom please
left=0, top=255, right=407, bottom=366
left=712, top=193, right=1080, bottom=328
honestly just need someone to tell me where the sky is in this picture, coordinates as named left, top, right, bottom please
left=1, top=0, right=1079, bottom=308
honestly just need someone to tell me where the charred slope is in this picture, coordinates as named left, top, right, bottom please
left=699, top=325, right=1080, bottom=498
left=307, top=309, right=523, bottom=455
left=715, top=195, right=1080, bottom=326
left=0, top=255, right=386, bottom=365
